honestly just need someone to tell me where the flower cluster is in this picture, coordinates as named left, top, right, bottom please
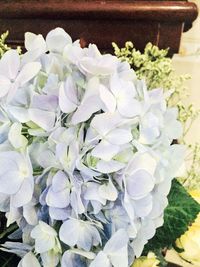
left=0, top=28, right=185, bottom=267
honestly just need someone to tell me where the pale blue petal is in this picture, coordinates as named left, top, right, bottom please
left=59, top=219, right=79, bottom=247
left=90, top=251, right=111, bottom=267
left=46, top=187, right=70, bottom=208
left=52, top=171, right=70, bottom=192
left=12, top=177, right=34, bottom=207
left=126, top=170, right=154, bottom=199
left=49, top=206, right=71, bottom=220
left=0, top=170, right=22, bottom=194
left=104, top=229, right=129, bottom=254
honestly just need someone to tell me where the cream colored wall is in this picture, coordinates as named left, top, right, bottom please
left=172, top=0, right=200, bottom=144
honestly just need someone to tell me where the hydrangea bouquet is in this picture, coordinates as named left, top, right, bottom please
left=0, top=28, right=198, bottom=267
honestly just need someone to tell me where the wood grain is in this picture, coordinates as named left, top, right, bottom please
left=0, top=1, right=197, bottom=56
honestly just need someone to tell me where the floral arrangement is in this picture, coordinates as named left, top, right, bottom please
left=0, top=28, right=199, bottom=267
left=113, top=41, right=200, bottom=266
left=113, top=41, right=200, bottom=191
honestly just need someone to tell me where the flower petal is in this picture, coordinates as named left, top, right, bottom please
left=91, top=140, right=120, bottom=161
left=0, top=75, right=11, bottom=97
left=99, top=178, right=118, bottom=201
left=0, top=50, right=20, bottom=80
left=16, top=62, right=41, bottom=86
left=106, top=129, right=132, bottom=145
left=46, top=27, right=72, bottom=53
left=99, top=85, right=116, bottom=113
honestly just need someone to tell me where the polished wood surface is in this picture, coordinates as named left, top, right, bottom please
left=0, top=1, right=198, bottom=56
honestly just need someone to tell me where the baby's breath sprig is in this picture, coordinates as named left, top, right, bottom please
left=0, top=31, right=21, bottom=58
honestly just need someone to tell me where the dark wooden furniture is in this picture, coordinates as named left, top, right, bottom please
left=0, top=1, right=198, bottom=56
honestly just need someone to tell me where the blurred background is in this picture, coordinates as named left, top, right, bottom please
left=172, top=0, right=200, bottom=145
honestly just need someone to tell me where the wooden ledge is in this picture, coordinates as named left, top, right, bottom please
left=0, top=1, right=198, bottom=56
left=0, top=1, right=197, bottom=23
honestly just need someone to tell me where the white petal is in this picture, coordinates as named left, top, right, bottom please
left=91, top=140, right=120, bottom=161
left=59, top=82, right=77, bottom=113
left=46, top=27, right=72, bottom=53
left=96, top=160, right=125, bottom=173
left=0, top=50, right=20, bottom=80
left=25, top=32, right=46, bottom=52
left=0, top=75, right=11, bottom=97
left=31, top=222, right=56, bottom=253
left=29, top=108, right=55, bottom=131
left=8, top=122, right=28, bottom=149
left=90, top=251, right=111, bottom=267
left=91, top=112, right=122, bottom=136
left=8, top=106, right=30, bottom=122
left=12, top=177, right=33, bottom=207
left=99, top=85, right=116, bottom=112
left=99, top=178, right=118, bottom=201
left=37, top=150, right=58, bottom=169
left=106, top=129, right=132, bottom=145
left=118, top=97, right=141, bottom=118
left=126, top=170, right=155, bottom=199
left=134, top=194, right=153, bottom=217
left=23, top=205, right=38, bottom=225
left=84, top=182, right=106, bottom=205
left=109, top=246, right=128, bottom=267
left=71, top=95, right=102, bottom=125
left=126, top=152, right=157, bottom=176
left=20, top=252, right=41, bottom=267
left=82, top=76, right=100, bottom=101
left=16, top=62, right=41, bottom=86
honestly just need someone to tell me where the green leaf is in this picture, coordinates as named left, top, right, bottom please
left=144, top=179, right=200, bottom=253
left=0, top=252, right=19, bottom=267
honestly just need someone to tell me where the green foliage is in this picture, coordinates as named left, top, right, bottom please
left=0, top=31, right=10, bottom=58
left=0, top=31, right=21, bottom=59
left=143, top=179, right=200, bottom=253
left=0, top=253, right=19, bottom=267
left=112, top=41, right=189, bottom=95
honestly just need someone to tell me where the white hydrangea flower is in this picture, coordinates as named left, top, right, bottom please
left=0, top=28, right=186, bottom=267
left=31, top=221, right=60, bottom=254
left=0, top=50, right=41, bottom=101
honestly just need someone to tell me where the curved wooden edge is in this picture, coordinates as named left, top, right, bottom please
left=0, top=1, right=198, bottom=23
